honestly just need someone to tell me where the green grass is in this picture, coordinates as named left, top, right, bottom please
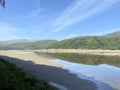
left=0, top=58, right=57, bottom=90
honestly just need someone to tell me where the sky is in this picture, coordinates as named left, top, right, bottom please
left=0, top=0, right=120, bottom=40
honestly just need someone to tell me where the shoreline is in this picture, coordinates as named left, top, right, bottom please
left=40, top=49, right=120, bottom=56
left=0, top=50, right=97, bottom=90
left=0, top=50, right=62, bottom=67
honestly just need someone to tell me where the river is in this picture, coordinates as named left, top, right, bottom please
left=36, top=53, right=120, bottom=90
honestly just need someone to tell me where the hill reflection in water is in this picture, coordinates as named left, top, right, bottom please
left=36, top=53, right=120, bottom=90
left=36, top=53, right=120, bottom=67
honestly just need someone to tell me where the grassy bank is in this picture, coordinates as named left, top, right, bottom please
left=0, top=58, right=57, bottom=90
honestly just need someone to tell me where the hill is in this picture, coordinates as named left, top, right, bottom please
left=0, top=31, right=120, bottom=50
left=0, top=39, right=57, bottom=50
left=43, top=31, right=120, bottom=50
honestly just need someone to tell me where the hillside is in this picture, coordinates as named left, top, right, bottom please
left=0, top=39, right=57, bottom=50
left=0, top=31, right=120, bottom=50
left=43, top=31, right=120, bottom=50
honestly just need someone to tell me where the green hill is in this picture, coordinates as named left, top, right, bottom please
left=0, top=39, right=57, bottom=50
left=43, top=31, right=120, bottom=50
left=1, top=31, right=120, bottom=50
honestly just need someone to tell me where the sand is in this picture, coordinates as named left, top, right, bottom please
left=0, top=50, right=97, bottom=90
left=40, top=49, right=120, bottom=56
left=0, top=50, right=61, bottom=67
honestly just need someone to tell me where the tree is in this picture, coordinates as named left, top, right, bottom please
left=0, top=0, right=5, bottom=8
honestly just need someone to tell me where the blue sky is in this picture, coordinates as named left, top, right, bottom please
left=0, top=0, right=120, bottom=40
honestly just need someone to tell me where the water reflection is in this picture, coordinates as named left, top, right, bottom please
left=36, top=53, right=120, bottom=67
left=50, top=59, right=119, bottom=90
left=36, top=53, right=120, bottom=90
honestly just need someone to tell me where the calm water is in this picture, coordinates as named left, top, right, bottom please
left=36, top=53, right=120, bottom=90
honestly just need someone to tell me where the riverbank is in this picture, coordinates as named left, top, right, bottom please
left=0, top=58, right=57, bottom=90
left=0, top=50, right=97, bottom=90
left=40, top=49, right=120, bottom=56
left=0, top=50, right=61, bottom=67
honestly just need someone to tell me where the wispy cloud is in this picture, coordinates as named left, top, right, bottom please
left=31, top=8, right=46, bottom=17
left=0, top=22, right=21, bottom=40
left=35, top=0, right=41, bottom=8
left=0, top=22, right=30, bottom=40
left=52, top=0, right=120, bottom=32
left=0, top=21, right=52, bottom=40
left=31, top=0, right=46, bottom=17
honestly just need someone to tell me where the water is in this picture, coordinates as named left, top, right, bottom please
left=50, top=59, right=120, bottom=90
left=50, top=82, right=67, bottom=90
left=36, top=53, right=120, bottom=90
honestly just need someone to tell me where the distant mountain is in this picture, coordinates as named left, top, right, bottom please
left=43, top=31, right=120, bottom=50
left=0, top=39, right=57, bottom=50
left=0, top=31, right=120, bottom=50
left=0, top=39, right=30, bottom=45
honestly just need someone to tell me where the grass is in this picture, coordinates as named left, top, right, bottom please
left=0, top=58, right=58, bottom=90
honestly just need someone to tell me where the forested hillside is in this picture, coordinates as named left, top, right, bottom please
left=43, top=31, right=120, bottom=50
left=0, top=31, right=120, bottom=50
